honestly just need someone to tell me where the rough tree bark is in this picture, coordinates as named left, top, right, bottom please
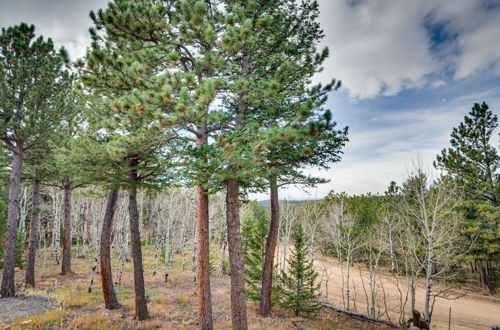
left=128, top=175, right=149, bottom=320
left=225, top=178, right=247, bottom=330
left=259, top=175, right=279, bottom=316
left=195, top=130, right=213, bottom=330
left=196, top=185, right=213, bottom=329
left=1, top=148, right=24, bottom=297
left=61, top=178, right=72, bottom=275
left=100, top=188, right=122, bottom=309
left=25, top=180, right=42, bottom=287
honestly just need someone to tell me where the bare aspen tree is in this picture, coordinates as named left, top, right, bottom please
left=191, top=219, right=197, bottom=274
left=362, top=224, right=385, bottom=318
left=114, top=192, right=129, bottom=285
left=320, top=261, right=333, bottom=300
left=400, top=166, right=463, bottom=324
left=322, top=196, right=362, bottom=311
left=179, top=192, right=196, bottom=272
left=151, top=198, right=164, bottom=276
left=210, top=194, right=226, bottom=274
left=380, top=210, right=399, bottom=273
left=300, top=202, right=323, bottom=259
left=179, top=218, right=189, bottom=272
left=164, top=213, right=174, bottom=282
left=87, top=193, right=106, bottom=293
left=278, top=201, right=296, bottom=273
left=395, top=215, right=423, bottom=316
left=50, top=188, right=62, bottom=265
left=73, top=195, right=88, bottom=260
left=19, top=186, right=30, bottom=237
left=322, top=199, right=346, bottom=262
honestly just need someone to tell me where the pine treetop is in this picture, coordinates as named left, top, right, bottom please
left=0, top=23, right=72, bottom=153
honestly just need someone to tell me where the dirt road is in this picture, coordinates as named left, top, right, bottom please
left=314, top=256, right=499, bottom=329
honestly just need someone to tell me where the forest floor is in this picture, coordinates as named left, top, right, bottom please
left=0, top=247, right=388, bottom=330
left=314, top=255, right=500, bottom=330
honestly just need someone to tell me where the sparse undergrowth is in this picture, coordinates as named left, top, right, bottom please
left=0, top=247, right=388, bottom=329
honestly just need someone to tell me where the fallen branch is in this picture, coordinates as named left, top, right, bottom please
left=318, top=300, right=399, bottom=328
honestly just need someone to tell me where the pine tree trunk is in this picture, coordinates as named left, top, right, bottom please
left=128, top=180, right=149, bottom=320
left=259, top=175, right=279, bottom=316
left=1, top=148, right=24, bottom=297
left=196, top=185, right=213, bottom=329
left=100, top=188, right=122, bottom=309
left=480, top=261, right=496, bottom=294
left=225, top=178, right=248, bottom=330
left=25, top=180, right=41, bottom=287
left=61, top=179, right=72, bottom=275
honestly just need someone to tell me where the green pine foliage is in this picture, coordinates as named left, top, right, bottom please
left=0, top=23, right=72, bottom=153
left=278, top=225, right=321, bottom=317
left=435, top=102, right=499, bottom=203
left=435, top=102, right=499, bottom=293
left=241, top=201, right=269, bottom=301
left=14, top=232, right=25, bottom=269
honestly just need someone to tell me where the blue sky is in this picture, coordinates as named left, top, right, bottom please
left=1, top=0, right=499, bottom=199
left=280, top=0, right=500, bottom=199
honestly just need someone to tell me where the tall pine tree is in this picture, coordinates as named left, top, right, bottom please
left=86, top=2, right=233, bottom=326
left=82, top=11, right=179, bottom=315
left=0, top=23, right=72, bottom=297
left=210, top=0, right=348, bottom=317
left=435, top=102, right=499, bottom=294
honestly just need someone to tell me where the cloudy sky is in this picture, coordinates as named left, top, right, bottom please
left=1, top=0, right=499, bottom=199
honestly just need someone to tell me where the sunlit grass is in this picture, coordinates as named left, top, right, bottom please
left=10, top=309, right=67, bottom=329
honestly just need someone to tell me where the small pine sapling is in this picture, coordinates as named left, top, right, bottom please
left=278, top=225, right=321, bottom=317
left=241, top=202, right=269, bottom=301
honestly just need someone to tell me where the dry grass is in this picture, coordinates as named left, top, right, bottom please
left=67, top=314, right=124, bottom=330
left=2, top=246, right=391, bottom=329
left=174, top=292, right=194, bottom=306
left=10, top=309, right=67, bottom=329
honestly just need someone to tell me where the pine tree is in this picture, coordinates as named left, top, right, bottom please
left=435, top=102, right=499, bottom=204
left=0, top=23, right=72, bottom=297
left=84, top=1, right=347, bottom=328
left=278, top=225, right=321, bottom=317
left=241, top=202, right=269, bottom=301
left=85, top=2, right=231, bottom=326
left=211, top=0, right=347, bottom=319
left=23, top=145, right=47, bottom=287
left=83, top=4, right=183, bottom=316
left=435, top=102, right=499, bottom=294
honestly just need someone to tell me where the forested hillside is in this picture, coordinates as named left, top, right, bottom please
left=0, top=1, right=498, bottom=329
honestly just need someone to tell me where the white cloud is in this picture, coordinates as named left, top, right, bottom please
left=431, top=80, right=447, bottom=88
left=317, top=0, right=437, bottom=99
left=454, top=15, right=500, bottom=79
left=0, top=0, right=108, bottom=59
left=317, top=0, right=500, bottom=99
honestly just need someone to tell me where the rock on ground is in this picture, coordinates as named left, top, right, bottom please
left=0, top=296, right=53, bottom=321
